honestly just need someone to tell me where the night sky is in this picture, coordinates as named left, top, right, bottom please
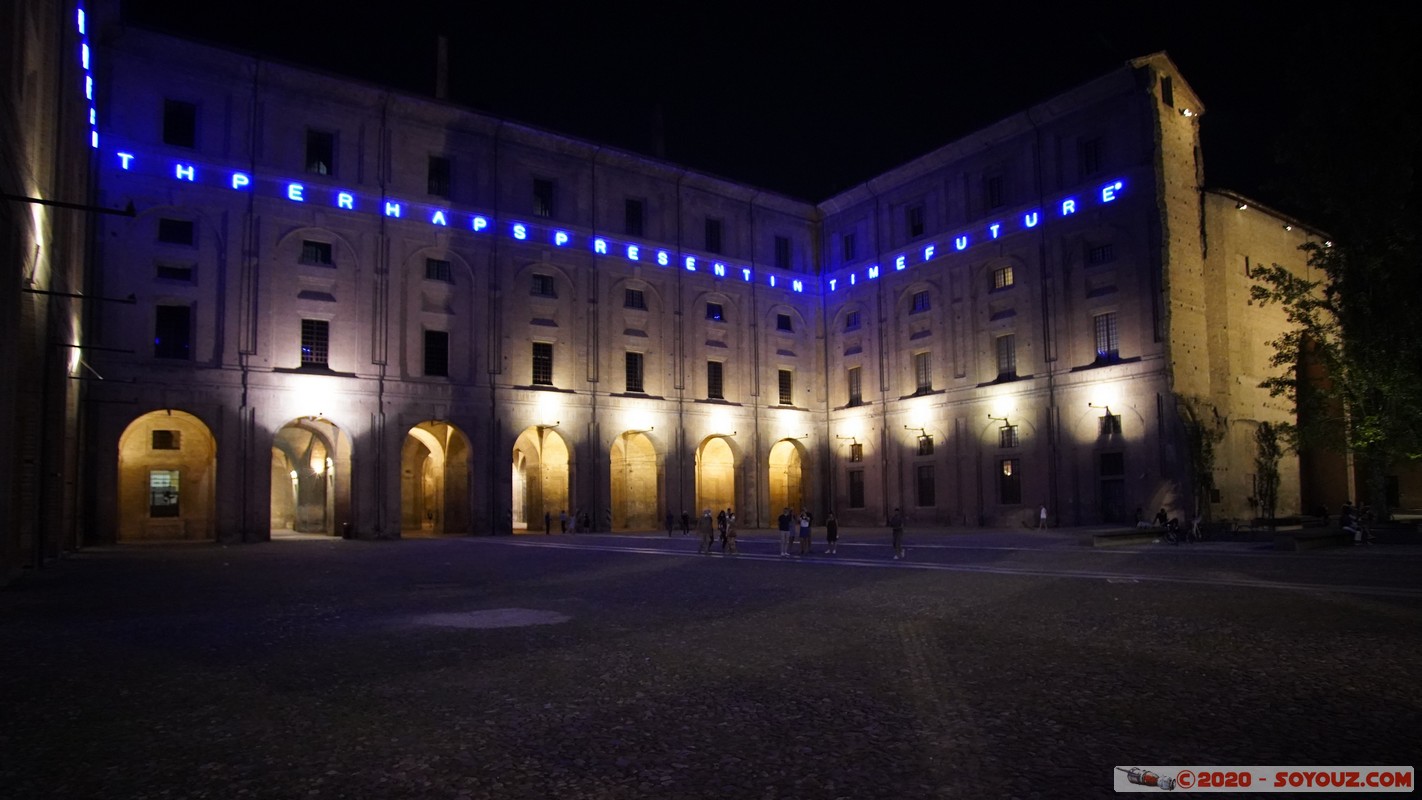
left=117, top=1, right=1411, bottom=220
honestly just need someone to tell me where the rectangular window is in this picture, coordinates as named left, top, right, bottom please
left=847, top=366, right=863, bottom=407
left=157, top=218, right=194, bottom=245
left=907, top=204, right=925, bottom=238
left=911, top=290, right=930, bottom=313
left=842, top=231, right=857, bottom=261
left=155, top=263, right=193, bottom=282
left=149, top=469, right=180, bottom=518
left=996, top=334, right=1017, bottom=379
left=624, top=198, right=644, bottom=237
left=1100, top=414, right=1123, bottom=437
left=1080, top=137, right=1102, bottom=177
left=706, top=302, right=724, bottom=322
left=151, top=430, right=181, bottom=450
left=916, top=465, right=936, bottom=507
left=533, top=178, right=555, bottom=218
left=162, top=99, right=196, bottom=147
left=776, top=313, right=793, bottom=332
left=625, top=351, right=644, bottom=393
left=427, top=156, right=451, bottom=197
left=707, top=361, right=724, bottom=400
left=999, top=425, right=1019, bottom=448
left=985, top=175, right=1004, bottom=209
left=778, top=369, right=793, bottom=405
left=532, top=342, right=554, bottom=385
left=1087, top=243, right=1116, bottom=265
left=992, top=265, right=1014, bottom=289
left=424, top=330, right=449, bottom=377
left=774, top=235, right=791, bottom=269
left=301, top=240, right=333, bottom=266
left=999, top=458, right=1022, bottom=504
left=848, top=470, right=865, bottom=508
left=531, top=273, right=556, bottom=297
left=425, top=258, right=452, bottom=283
left=705, top=218, right=723, bottom=254
left=914, top=352, right=932, bottom=394
left=154, top=305, right=191, bottom=360
left=1161, top=75, right=1174, bottom=108
left=305, top=129, right=334, bottom=175
left=1100, top=452, right=1124, bottom=476
left=1094, top=312, right=1119, bottom=360
left=917, top=435, right=934, bottom=456
left=845, top=310, right=861, bottom=331
left=624, top=288, right=646, bottom=309
left=849, top=443, right=863, bottom=463
left=300, top=319, right=329, bottom=367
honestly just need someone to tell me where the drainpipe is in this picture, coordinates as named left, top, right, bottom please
left=1026, top=108, right=1062, bottom=527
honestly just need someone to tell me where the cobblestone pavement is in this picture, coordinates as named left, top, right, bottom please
left=2, top=527, right=1419, bottom=799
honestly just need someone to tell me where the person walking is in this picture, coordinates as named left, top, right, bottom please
left=666, top=511, right=675, bottom=537
left=798, top=509, right=812, bottom=555
left=824, top=512, right=839, bottom=554
left=890, top=507, right=905, bottom=559
left=778, top=507, right=793, bottom=557
left=559, top=509, right=569, bottom=534
left=717, top=509, right=728, bottom=551
left=697, top=509, right=715, bottom=554
left=681, top=510, right=691, bottom=536
left=725, top=509, right=738, bottom=555
left=1038, top=503, right=1048, bottom=530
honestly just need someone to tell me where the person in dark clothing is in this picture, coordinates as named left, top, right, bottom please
left=681, top=510, right=691, bottom=536
left=824, top=513, right=839, bottom=554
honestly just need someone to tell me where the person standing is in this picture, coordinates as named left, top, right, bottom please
left=1038, top=503, right=1048, bottom=530
left=559, top=509, right=569, bottom=534
left=666, top=511, right=675, bottom=537
left=778, top=507, right=793, bottom=557
left=798, top=509, right=811, bottom=555
left=717, top=509, right=728, bottom=551
left=890, top=508, right=905, bottom=559
left=681, top=510, right=691, bottom=536
left=725, top=509, right=738, bottom=555
left=824, top=512, right=839, bottom=554
left=697, top=509, right=715, bottom=554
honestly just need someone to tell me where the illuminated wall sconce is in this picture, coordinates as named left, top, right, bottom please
left=987, top=414, right=1011, bottom=428
left=835, top=435, right=859, bottom=446
left=1283, top=224, right=1293, bottom=231
left=1179, top=108, right=1196, bottom=117
left=537, top=421, right=561, bottom=432
left=903, top=425, right=927, bottom=436
left=1236, top=202, right=1248, bottom=211
left=1087, top=402, right=1111, bottom=415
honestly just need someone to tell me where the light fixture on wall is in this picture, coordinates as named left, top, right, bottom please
left=835, top=434, right=860, bottom=446
left=1087, top=402, right=1112, bottom=416
left=987, top=414, right=1011, bottom=428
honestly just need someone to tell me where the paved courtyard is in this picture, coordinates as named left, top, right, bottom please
left=2, top=527, right=1419, bottom=798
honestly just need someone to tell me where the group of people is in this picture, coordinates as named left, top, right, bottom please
left=1339, top=501, right=1377, bottom=545
left=544, top=509, right=591, bottom=534
left=693, top=508, right=739, bottom=554
left=776, top=507, right=845, bottom=556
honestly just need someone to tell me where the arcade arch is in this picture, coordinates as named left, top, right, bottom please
left=768, top=439, right=806, bottom=517
left=271, top=417, right=351, bottom=536
left=116, top=410, right=217, bottom=541
left=512, top=426, right=571, bottom=532
left=695, top=436, right=736, bottom=516
left=401, top=421, right=472, bottom=535
left=610, top=431, right=658, bottom=530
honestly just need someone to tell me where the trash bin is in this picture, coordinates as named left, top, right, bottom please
left=341, top=522, right=352, bottom=539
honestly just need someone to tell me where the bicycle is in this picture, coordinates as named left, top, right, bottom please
left=1162, top=516, right=1203, bottom=545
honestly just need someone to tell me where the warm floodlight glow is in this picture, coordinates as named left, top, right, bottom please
left=535, top=392, right=563, bottom=428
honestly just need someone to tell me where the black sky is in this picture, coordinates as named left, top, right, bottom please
left=117, top=1, right=1412, bottom=217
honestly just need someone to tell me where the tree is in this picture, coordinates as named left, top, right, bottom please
left=1253, top=422, right=1283, bottom=524
left=1176, top=395, right=1225, bottom=523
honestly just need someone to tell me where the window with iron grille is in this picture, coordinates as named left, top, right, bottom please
left=917, top=435, right=934, bottom=456
left=163, top=99, right=196, bottom=147
left=705, top=218, right=723, bottom=254
left=992, top=265, right=1014, bottom=289
left=625, top=351, right=644, bottom=393
left=151, top=430, right=181, bottom=450
left=999, top=459, right=1022, bottom=504
left=300, top=319, right=329, bottom=367
left=1094, top=312, right=1119, bottom=360
left=996, top=334, right=1017, bottom=378
left=157, top=218, right=194, bottom=245
left=531, top=273, right=556, bottom=297
left=912, top=290, right=930, bottom=313
left=1100, top=414, right=1122, bottom=436
left=301, top=241, right=333, bottom=266
left=778, top=369, right=793, bottom=405
left=914, top=352, right=932, bottom=394
left=999, top=425, right=1019, bottom=448
left=916, top=465, right=936, bottom=506
left=849, top=443, right=863, bottom=463
left=1087, top=243, right=1116, bottom=265
left=847, top=366, right=863, bottom=407
left=774, top=235, right=790, bottom=269
left=707, top=361, right=724, bottom=400
left=427, top=156, right=451, bottom=197
left=625, top=198, right=644, bottom=237
left=624, top=288, right=646, bottom=309
left=531, top=342, right=553, bottom=385
left=425, top=258, right=452, bottom=283
left=706, top=302, right=724, bottom=322
left=533, top=179, right=555, bottom=218
left=154, top=305, right=191, bottom=360
left=305, top=129, right=334, bottom=175
left=424, top=330, right=449, bottom=377
left=848, top=470, right=865, bottom=508
left=845, top=310, right=861, bottom=331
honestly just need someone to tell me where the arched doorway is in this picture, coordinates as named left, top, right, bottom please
left=512, top=426, right=570, bottom=532
left=117, top=410, right=217, bottom=541
left=611, top=431, right=658, bottom=530
left=271, top=418, right=349, bottom=536
left=696, top=436, right=736, bottom=517
left=769, top=439, right=805, bottom=517
left=401, top=421, right=472, bottom=535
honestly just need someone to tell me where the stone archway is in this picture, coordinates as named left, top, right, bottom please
left=695, top=436, right=736, bottom=517
left=401, top=421, right=472, bottom=535
left=116, top=410, right=217, bottom=541
left=512, top=426, right=570, bottom=533
left=611, top=431, right=658, bottom=530
left=271, top=418, right=350, bottom=536
left=769, top=439, right=806, bottom=518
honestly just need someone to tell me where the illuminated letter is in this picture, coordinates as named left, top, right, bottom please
left=850, top=273, right=857, bottom=286
left=895, top=255, right=906, bottom=271
left=1061, top=198, right=1077, bottom=215
left=77, top=8, right=85, bottom=33
left=868, top=265, right=880, bottom=280
left=769, top=275, right=777, bottom=287
left=91, top=131, right=98, bottom=149
left=554, top=231, right=569, bottom=247
left=1024, top=211, right=1039, bottom=228
left=955, top=235, right=968, bottom=251
left=713, top=262, right=726, bottom=277
left=337, top=192, right=354, bottom=209
left=513, top=224, right=527, bottom=240
left=471, top=216, right=488, bottom=232
left=175, top=164, right=195, bottom=182
left=656, top=250, right=669, bottom=266
left=627, top=245, right=640, bottom=261
left=924, top=244, right=935, bottom=260
left=431, top=210, right=448, bottom=226
left=1101, top=180, right=1123, bottom=203
left=989, top=223, right=1001, bottom=239
left=829, top=278, right=838, bottom=292
left=384, top=201, right=401, bottom=218
left=82, top=44, right=90, bottom=70
left=231, top=173, right=250, bottom=190
left=742, top=268, right=752, bottom=282
left=86, top=75, right=92, bottom=100
left=287, top=183, right=305, bottom=202
left=117, top=152, right=134, bottom=170
left=684, top=256, right=696, bottom=271
left=594, top=238, right=608, bottom=254
left=792, top=279, right=803, bottom=293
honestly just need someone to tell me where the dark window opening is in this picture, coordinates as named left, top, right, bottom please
left=1094, top=312, right=1119, bottom=361
left=157, top=218, right=194, bottom=245
left=533, top=178, right=555, bottom=218
left=845, top=311, right=861, bottom=331
left=162, top=99, right=196, bottom=147
left=848, top=470, right=865, bottom=508
left=705, top=218, right=723, bottom=254
left=625, top=198, right=644, bottom=237
left=707, top=361, right=724, bottom=400
left=911, top=290, right=930, bottom=313
left=531, top=273, right=556, bottom=297
left=300, top=319, right=329, bottom=367
left=847, top=366, right=863, bottom=407
left=625, top=288, right=646, bottom=310
left=427, top=156, right=451, bottom=197
left=424, top=330, right=449, bottom=377
left=625, top=351, right=644, bottom=393
left=916, top=465, right=936, bottom=507
left=154, top=305, right=191, bottom=360
left=914, top=352, right=932, bottom=394
left=917, top=435, right=934, bottom=457
left=778, top=369, right=793, bottom=405
left=532, top=342, right=554, bottom=385
left=301, top=240, right=333, bottom=266
left=774, top=235, right=791, bottom=269
left=305, top=129, right=334, bottom=175
left=999, top=459, right=1022, bottom=504
left=776, top=313, right=793, bottom=332
left=706, top=302, right=724, bottom=322
left=425, top=258, right=452, bottom=283
left=151, top=430, right=181, bottom=450
left=842, top=231, right=857, bottom=261
left=999, top=425, right=1019, bottom=448
left=907, top=204, right=925, bottom=238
